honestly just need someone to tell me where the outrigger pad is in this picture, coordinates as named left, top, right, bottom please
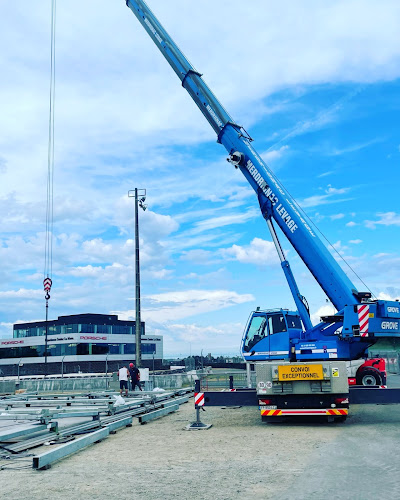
left=185, top=421, right=212, bottom=431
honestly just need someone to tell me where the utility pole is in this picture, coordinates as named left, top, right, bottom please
left=128, top=189, right=147, bottom=368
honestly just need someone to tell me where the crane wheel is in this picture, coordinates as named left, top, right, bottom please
left=357, top=369, right=382, bottom=386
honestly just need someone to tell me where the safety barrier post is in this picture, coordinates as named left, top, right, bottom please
left=185, top=380, right=212, bottom=430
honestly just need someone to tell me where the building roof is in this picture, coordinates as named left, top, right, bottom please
left=14, top=313, right=142, bottom=329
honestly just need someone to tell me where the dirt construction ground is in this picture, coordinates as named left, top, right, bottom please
left=1, top=397, right=400, bottom=500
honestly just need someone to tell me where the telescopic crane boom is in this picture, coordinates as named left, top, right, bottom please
left=125, top=0, right=359, bottom=312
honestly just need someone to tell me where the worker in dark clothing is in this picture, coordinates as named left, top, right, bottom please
left=129, top=362, right=142, bottom=391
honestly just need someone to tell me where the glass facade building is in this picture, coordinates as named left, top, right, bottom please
left=0, top=342, right=157, bottom=359
left=0, top=313, right=163, bottom=376
left=13, top=313, right=143, bottom=338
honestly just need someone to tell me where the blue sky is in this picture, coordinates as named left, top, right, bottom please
left=0, top=0, right=399, bottom=357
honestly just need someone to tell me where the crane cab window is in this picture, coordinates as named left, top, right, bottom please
left=244, top=316, right=267, bottom=351
left=268, top=314, right=287, bottom=335
left=286, top=315, right=302, bottom=329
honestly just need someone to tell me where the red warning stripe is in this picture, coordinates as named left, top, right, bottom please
left=358, top=304, right=369, bottom=337
left=261, top=408, right=349, bottom=416
left=260, top=409, right=282, bottom=416
left=43, top=278, right=52, bottom=291
left=194, top=392, right=204, bottom=406
left=281, top=410, right=326, bottom=415
left=327, top=409, right=348, bottom=416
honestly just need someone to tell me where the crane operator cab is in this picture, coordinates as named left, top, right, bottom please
left=241, top=309, right=303, bottom=362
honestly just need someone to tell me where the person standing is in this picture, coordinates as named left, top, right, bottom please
left=118, top=364, right=129, bottom=396
left=129, top=362, right=142, bottom=391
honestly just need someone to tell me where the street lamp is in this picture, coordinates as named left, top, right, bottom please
left=128, top=188, right=147, bottom=368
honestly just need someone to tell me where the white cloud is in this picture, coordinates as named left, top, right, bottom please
left=377, top=292, right=400, bottom=301
left=331, top=240, right=350, bottom=257
left=147, top=289, right=253, bottom=306
left=330, top=213, right=345, bottom=220
left=365, top=212, right=400, bottom=229
left=114, top=204, right=180, bottom=239
left=82, top=239, right=114, bottom=261
left=0, top=289, right=42, bottom=299
left=147, top=269, right=174, bottom=280
left=261, top=145, right=289, bottom=165
left=168, top=323, right=238, bottom=343
left=180, top=249, right=213, bottom=265
left=221, top=238, right=279, bottom=266
left=268, top=88, right=365, bottom=151
left=346, top=221, right=357, bottom=227
left=115, top=289, right=254, bottom=323
left=68, top=263, right=134, bottom=286
left=0, top=322, right=13, bottom=339
left=191, top=211, right=258, bottom=234
left=310, top=303, right=339, bottom=326
left=327, top=138, right=382, bottom=156
left=373, top=253, right=391, bottom=259
left=317, top=171, right=334, bottom=178
left=299, top=184, right=352, bottom=209
left=146, top=320, right=246, bottom=357
left=349, top=239, right=362, bottom=244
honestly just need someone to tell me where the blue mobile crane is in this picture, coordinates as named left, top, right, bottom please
left=125, top=0, right=400, bottom=420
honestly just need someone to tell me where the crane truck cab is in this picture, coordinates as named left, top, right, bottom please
left=242, top=308, right=387, bottom=386
left=241, top=310, right=349, bottom=420
left=242, top=309, right=302, bottom=362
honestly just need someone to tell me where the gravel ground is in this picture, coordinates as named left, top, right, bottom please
left=1, top=399, right=400, bottom=500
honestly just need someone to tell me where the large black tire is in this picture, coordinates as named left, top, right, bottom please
left=356, top=369, right=382, bottom=386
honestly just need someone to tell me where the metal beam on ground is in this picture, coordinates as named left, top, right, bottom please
left=33, top=427, right=110, bottom=470
left=138, top=404, right=179, bottom=424
left=52, top=410, right=102, bottom=419
left=0, top=423, right=48, bottom=442
left=163, top=395, right=190, bottom=406
left=103, top=416, right=133, bottom=433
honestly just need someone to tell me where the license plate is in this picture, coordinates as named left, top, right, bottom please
left=278, top=364, right=323, bottom=381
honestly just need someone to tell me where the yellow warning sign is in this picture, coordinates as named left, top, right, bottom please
left=332, top=367, right=339, bottom=377
left=278, top=364, right=323, bottom=381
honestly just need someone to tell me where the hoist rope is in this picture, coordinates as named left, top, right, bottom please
left=44, top=0, right=57, bottom=282
left=275, top=180, right=376, bottom=300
